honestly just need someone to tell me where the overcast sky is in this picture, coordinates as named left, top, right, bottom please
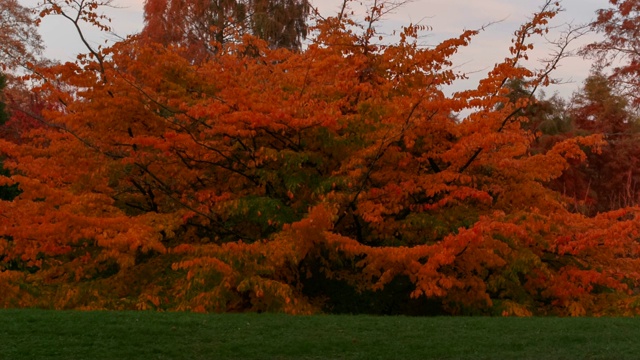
left=24, top=0, right=609, bottom=99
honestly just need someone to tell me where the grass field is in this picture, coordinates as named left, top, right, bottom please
left=1, top=309, right=639, bottom=359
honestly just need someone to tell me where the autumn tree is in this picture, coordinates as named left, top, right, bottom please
left=0, top=0, right=45, bottom=201
left=505, top=77, right=605, bottom=214
left=567, top=73, right=640, bottom=211
left=584, top=0, right=640, bottom=106
left=2, top=0, right=640, bottom=317
left=0, top=73, right=18, bottom=201
left=0, top=0, right=47, bottom=143
left=0, top=0, right=43, bottom=72
left=514, top=72, right=640, bottom=214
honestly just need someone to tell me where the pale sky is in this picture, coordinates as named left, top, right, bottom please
left=23, top=0, right=608, bottom=99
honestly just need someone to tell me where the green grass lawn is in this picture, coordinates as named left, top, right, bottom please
left=1, top=309, right=639, bottom=359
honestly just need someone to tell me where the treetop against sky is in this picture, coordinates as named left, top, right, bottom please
left=22, top=0, right=603, bottom=98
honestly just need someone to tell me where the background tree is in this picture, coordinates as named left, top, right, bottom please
left=250, top=0, right=310, bottom=49
left=584, top=0, right=640, bottom=107
left=567, top=73, right=640, bottom=212
left=0, top=0, right=43, bottom=72
left=0, top=0, right=44, bottom=202
left=506, top=72, right=640, bottom=214
left=141, top=0, right=310, bottom=61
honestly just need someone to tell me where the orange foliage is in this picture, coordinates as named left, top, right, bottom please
left=2, top=0, right=640, bottom=316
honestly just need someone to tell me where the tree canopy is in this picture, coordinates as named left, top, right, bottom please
left=1, top=0, right=640, bottom=316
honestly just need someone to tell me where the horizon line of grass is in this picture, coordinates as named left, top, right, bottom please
left=2, top=309, right=640, bottom=359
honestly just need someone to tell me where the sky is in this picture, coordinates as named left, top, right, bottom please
left=23, top=0, right=609, bottom=100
